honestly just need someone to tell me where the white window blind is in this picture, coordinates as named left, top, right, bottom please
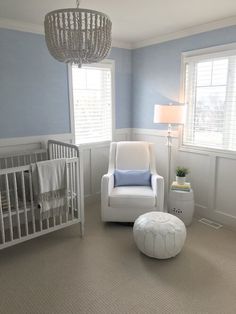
left=183, top=50, right=236, bottom=152
left=71, top=63, right=113, bottom=144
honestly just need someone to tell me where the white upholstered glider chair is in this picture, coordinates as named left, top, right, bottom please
left=101, top=141, right=164, bottom=222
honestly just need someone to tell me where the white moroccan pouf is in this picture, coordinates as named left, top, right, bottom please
left=133, top=212, right=186, bottom=259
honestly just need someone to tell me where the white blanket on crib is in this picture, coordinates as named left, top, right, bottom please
left=32, top=159, right=67, bottom=218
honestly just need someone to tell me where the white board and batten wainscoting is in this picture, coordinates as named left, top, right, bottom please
left=1, top=127, right=235, bottom=229
left=132, top=128, right=236, bottom=230
left=0, top=128, right=131, bottom=205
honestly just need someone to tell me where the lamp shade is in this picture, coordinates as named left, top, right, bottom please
left=154, top=104, right=185, bottom=124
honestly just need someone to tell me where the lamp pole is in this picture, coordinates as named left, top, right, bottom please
left=153, top=103, right=185, bottom=201
left=167, top=123, right=172, bottom=194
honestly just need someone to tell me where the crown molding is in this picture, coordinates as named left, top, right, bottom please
left=0, top=17, right=132, bottom=49
left=1, top=15, right=236, bottom=50
left=112, top=40, right=132, bottom=49
left=0, top=18, right=44, bottom=34
left=132, top=15, right=236, bottom=49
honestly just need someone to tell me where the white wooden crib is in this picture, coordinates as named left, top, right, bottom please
left=0, top=140, right=84, bottom=250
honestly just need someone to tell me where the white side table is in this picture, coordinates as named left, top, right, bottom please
left=168, top=189, right=194, bottom=226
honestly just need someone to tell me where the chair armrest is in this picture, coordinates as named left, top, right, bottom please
left=151, top=173, right=164, bottom=211
left=101, top=172, right=114, bottom=206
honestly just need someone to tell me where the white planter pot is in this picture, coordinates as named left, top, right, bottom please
left=176, top=176, right=186, bottom=185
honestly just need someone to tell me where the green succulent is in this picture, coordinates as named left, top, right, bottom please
left=176, top=166, right=189, bottom=177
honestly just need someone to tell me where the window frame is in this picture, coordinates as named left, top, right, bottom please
left=179, top=42, right=236, bottom=158
left=68, top=59, right=115, bottom=145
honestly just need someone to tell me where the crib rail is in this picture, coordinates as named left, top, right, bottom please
left=48, top=140, right=79, bottom=159
left=0, top=157, right=82, bottom=250
left=0, top=149, right=47, bottom=170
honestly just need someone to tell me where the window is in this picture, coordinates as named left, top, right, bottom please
left=70, top=62, right=114, bottom=144
left=182, top=46, right=236, bottom=152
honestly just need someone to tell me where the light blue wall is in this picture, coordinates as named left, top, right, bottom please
left=1, top=26, right=236, bottom=138
left=0, top=28, right=132, bottom=138
left=132, top=25, right=236, bottom=129
left=109, top=48, right=132, bottom=129
left=0, top=29, right=70, bottom=138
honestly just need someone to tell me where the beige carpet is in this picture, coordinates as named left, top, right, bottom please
left=0, top=204, right=236, bottom=314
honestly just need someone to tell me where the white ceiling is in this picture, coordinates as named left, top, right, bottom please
left=0, top=0, right=236, bottom=47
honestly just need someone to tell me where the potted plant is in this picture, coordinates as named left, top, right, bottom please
left=175, top=166, right=189, bottom=185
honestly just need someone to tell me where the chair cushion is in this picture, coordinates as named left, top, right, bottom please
left=116, top=142, right=150, bottom=170
left=109, top=186, right=156, bottom=209
left=114, top=170, right=151, bottom=187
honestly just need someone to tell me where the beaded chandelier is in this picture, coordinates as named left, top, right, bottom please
left=44, top=0, right=112, bottom=67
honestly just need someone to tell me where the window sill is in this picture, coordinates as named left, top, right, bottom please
left=179, top=144, right=236, bottom=159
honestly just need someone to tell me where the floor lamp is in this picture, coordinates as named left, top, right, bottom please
left=153, top=104, right=185, bottom=192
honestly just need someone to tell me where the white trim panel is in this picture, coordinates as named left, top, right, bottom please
left=131, top=128, right=236, bottom=229
left=132, top=128, right=179, bottom=138
left=0, top=133, right=73, bottom=154
left=1, top=15, right=236, bottom=50
left=0, top=18, right=132, bottom=49
left=133, top=16, right=236, bottom=49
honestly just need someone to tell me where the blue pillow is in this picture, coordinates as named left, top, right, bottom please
left=114, top=170, right=151, bottom=187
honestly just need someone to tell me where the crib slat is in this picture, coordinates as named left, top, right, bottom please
left=59, top=210, right=62, bottom=225
left=75, top=161, right=79, bottom=219
left=13, top=173, right=21, bottom=238
left=51, top=144, right=54, bottom=159
left=5, top=174, right=13, bottom=241
left=49, top=145, right=52, bottom=160
left=72, top=161, right=76, bottom=216
left=70, top=162, right=74, bottom=220
left=28, top=171, right=36, bottom=233
left=0, top=192, right=5, bottom=244
left=65, top=164, right=69, bottom=223
left=4, top=158, right=7, bottom=169
left=46, top=215, right=50, bottom=229
left=59, top=162, right=63, bottom=223
left=17, top=156, right=20, bottom=167
left=53, top=144, right=56, bottom=159
left=53, top=211, right=56, bottom=227
left=21, top=171, right=29, bottom=235
left=50, top=145, right=53, bottom=160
